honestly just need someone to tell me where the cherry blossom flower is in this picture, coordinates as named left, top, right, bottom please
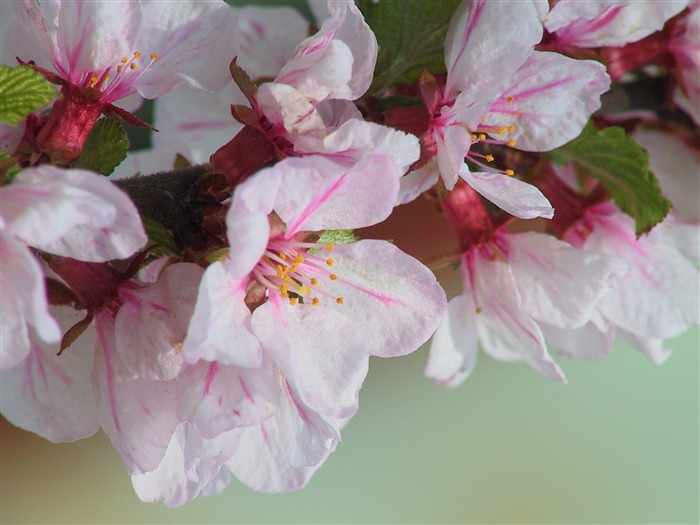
left=0, top=165, right=146, bottom=369
left=564, top=202, right=699, bottom=363
left=425, top=182, right=627, bottom=386
left=4, top=0, right=238, bottom=162
left=181, top=154, right=446, bottom=491
left=405, top=0, right=610, bottom=219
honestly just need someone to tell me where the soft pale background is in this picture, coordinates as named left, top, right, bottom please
left=1, top=198, right=699, bottom=523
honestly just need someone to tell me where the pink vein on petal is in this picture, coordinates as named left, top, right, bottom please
left=284, top=173, right=349, bottom=237
left=204, top=362, right=219, bottom=395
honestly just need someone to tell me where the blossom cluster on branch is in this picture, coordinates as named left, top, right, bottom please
left=0, top=0, right=698, bottom=507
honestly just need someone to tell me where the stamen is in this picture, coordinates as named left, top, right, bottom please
left=150, top=53, right=159, bottom=61
left=336, top=297, right=344, bottom=305
left=326, top=257, right=334, bottom=266
left=504, top=169, right=515, bottom=176
left=121, top=57, right=129, bottom=64
left=329, top=274, right=338, bottom=281
left=133, top=51, right=141, bottom=59
left=485, top=154, right=494, bottom=162
left=508, top=139, right=517, bottom=147
left=310, top=278, right=319, bottom=286
left=508, top=124, right=516, bottom=132
left=471, top=134, right=478, bottom=142
left=312, top=298, right=320, bottom=307
left=326, top=244, right=334, bottom=251
left=506, top=96, right=514, bottom=103
left=130, top=63, right=138, bottom=70
left=289, top=297, right=298, bottom=305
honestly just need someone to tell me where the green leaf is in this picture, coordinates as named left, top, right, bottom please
left=142, top=216, right=179, bottom=257
left=317, top=229, right=360, bottom=246
left=72, top=117, right=129, bottom=175
left=552, top=122, right=671, bottom=236
left=356, top=0, right=460, bottom=94
left=0, top=152, right=21, bottom=182
left=0, top=65, right=57, bottom=125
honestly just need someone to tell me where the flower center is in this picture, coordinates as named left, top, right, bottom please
left=463, top=119, right=518, bottom=177
left=76, top=50, right=159, bottom=103
left=251, top=240, right=344, bottom=307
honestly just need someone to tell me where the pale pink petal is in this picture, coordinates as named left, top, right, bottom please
left=0, top=306, right=99, bottom=442
left=5, top=1, right=58, bottom=71
left=471, top=252, right=567, bottom=382
left=285, top=240, right=448, bottom=359
left=486, top=52, right=610, bottom=151
left=226, top=381, right=339, bottom=493
left=0, top=235, right=60, bottom=367
left=128, top=1, right=239, bottom=99
left=459, top=167, right=554, bottom=219
left=252, top=294, right=368, bottom=419
left=151, top=83, right=246, bottom=164
left=115, top=263, right=203, bottom=381
left=579, top=207, right=699, bottom=339
left=257, top=82, right=326, bottom=139
left=296, top=119, right=420, bottom=176
left=236, top=5, right=309, bottom=80
left=618, top=329, right=673, bottom=365
left=444, top=0, right=545, bottom=98
left=182, top=262, right=261, bottom=367
left=273, top=154, right=399, bottom=237
left=131, top=424, right=235, bottom=507
left=274, top=40, right=354, bottom=103
left=177, top=360, right=279, bottom=438
left=546, top=0, right=689, bottom=47
left=507, top=231, right=628, bottom=328
left=278, top=0, right=377, bottom=101
left=540, top=318, right=615, bottom=360
left=314, top=99, right=363, bottom=128
left=226, top=167, right=282, bottom=279
left=3, top=166, right=146, bottom=261
left=93, top=313, right=179, bottom=474
left=670, top=4, right=700, bottom=125
left=633, top=128, right=700, bottom=222
left=425, top=293, right=478, bottom=387
left=397, top=160, right=440, bottom=205
left=435, top=123, right=471, bottom=190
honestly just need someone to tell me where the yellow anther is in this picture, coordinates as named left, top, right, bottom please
left=104, top=73, right=111, bottom=80
left=133, top=51, right=141, bottom=59
left=506, top=96, right=514, bottom=103
left=471, top=134, right=478, bottom=142
left=505, top=169, right=515, bottom=176
left=485, top=154, right=494, bottom=163
left=280, top=283, right=289, bottom=296
left=336, top=297, right=344, bottom=305
left=130, top=63, right=138, bottom=70
left=279, top=253, right=287, bottom=261
left=121, top=57, right=129, bottom=64
left=326, top=244, right=334, bottom=251
left=117, top=65, right=124, bottom=73
left=310, top=278, right=319, bottom=286
left=289, top=297, right=298, bottom=306
left=508, top=124, right=516, bottom=132
left=479, top=133, right=486, bottom=141
left=89, top=76, right=99, bottom=87
left=499, top=126, right=508, bottom=137
left=329, top=274, right=338, bottom=281
left=293, top=254, right=304, bottom=264
left=508, top=139, right=517, bottom=147
left=312, top=298, right=320, bottom=307
left=150, top=52, right=159, bottom=61
left=326, top=257, right=334, bottom=267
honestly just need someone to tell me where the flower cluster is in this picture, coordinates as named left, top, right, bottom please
left=0, top=0, right=697, bottom=508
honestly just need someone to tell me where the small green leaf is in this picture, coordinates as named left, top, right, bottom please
left=317, top=229, right=360, bottom=245
left=552, top=122, right=671, bottom=236
left=142, top=216, right=179, bottom=257
left=0, top=152, right=21, bottom=182
left=205, top=247, right=230, bottom=264
left=0, top=65, right=57, bottom=125
left=356, top=0, right=461, bottom=94
left=72, top=117, right=129, bottom=175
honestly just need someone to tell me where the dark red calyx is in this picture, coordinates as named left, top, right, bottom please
left=441, top=180, right=507, bottom=252
left=36, top=84, right=103, bottom=164
left=47, top=257, right=125, bottom=313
